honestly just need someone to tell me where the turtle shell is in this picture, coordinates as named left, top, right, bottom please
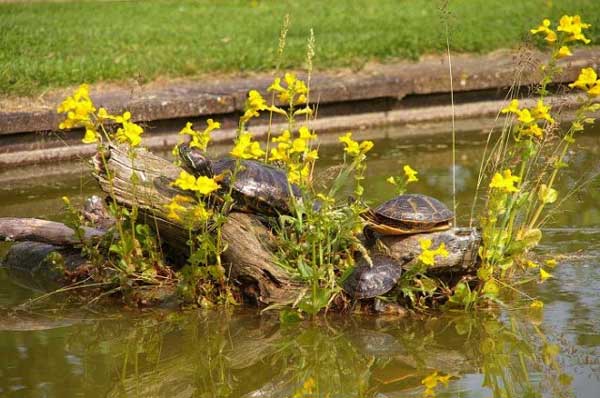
left=374, top=194, right=453, bottom=230
left=343, top=254, right=402, bottom=299
left=213, top=158, right=301, bottom=215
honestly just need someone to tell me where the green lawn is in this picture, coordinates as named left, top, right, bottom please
left=1, top=0, right=599, bottom=96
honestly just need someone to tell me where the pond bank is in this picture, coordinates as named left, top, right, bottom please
left=1, top=47, right=599, bottom=167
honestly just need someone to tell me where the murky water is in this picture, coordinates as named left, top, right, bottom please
left=1, top=125, right=600, bottom=397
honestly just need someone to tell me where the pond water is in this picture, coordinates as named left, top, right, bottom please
left=1, top=124, right=600, bottom=397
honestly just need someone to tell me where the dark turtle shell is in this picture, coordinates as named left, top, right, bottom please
left=375, top=194, right=453, bottom=229
left=213, top=158, right=301, bottom=215
left=178, top=143, right=301, bottom=215
left=343, top=254, right=402, bottom=299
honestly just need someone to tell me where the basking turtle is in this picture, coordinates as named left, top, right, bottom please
left=362, top=194, right=453, bottom=236
left=343, top=254, right=402, bottom=299
left=177, top=143, right=301, bottom=215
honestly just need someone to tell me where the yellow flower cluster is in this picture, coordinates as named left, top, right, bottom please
left=230, top=131, right=265, bottom=160
left=489, top=169, right=520, bottom=193
left=501, top=99, right=554, bottom=138
left=569, top=67, right=600, bottom=97
left=338, top=132, right=374, bottom=157
left=166, top=194, right=211, bottom=224
left=173, top=170, right=221, bottom=195
left=387, top=165, right=419, bottom=194
left=268, top=73, right=308, bottom=106
left=57, top=84, right=145, bottom=147
left=557, top=15, right=591, bottom=44
left=418, top=239, right=449, bottom=266
left=269, top=126, right=318, bottom=184
left=270, top=126, right=318, bottom=162
left=113, top=111, right=144, bottom=147
left=531, top=15, right=591, bottom=46
left=179, top=119, right=220, bottom=151
left=57, top=84, right=96, bottom=130
left=240, top=90, right=286, bottom=124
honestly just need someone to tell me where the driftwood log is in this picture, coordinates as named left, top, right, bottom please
left=90, top=145, right=304, bottom=304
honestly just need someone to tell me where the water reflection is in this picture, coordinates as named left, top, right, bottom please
left=1, top=126, right=600, bottom=397
left=0, top=308, right=578, bottom=398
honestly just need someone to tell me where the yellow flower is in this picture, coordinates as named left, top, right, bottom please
left=166, top=199, right=187, bottom=221
left=192, top=202, right=212, bottom=221
left=268, top=74, right=309, bottom=105
left=339, top=132, right=361, bottom=156
left=269, top=146, right=289, bottom=162
left=540, top=268, right=553, bottom=282
left=530, top=19, right=557, bottom=42
left=557, top=15, right=591, bottom=44
left=291, top=138, right=307, bottom=153
left=97, top=107, right=115, bottom=121
left=587, top=84, right=600, bottom=97
left=520, top=123, right=544, bottom=138
left=386, top=176, right=396, bottom=185
left=205, top=118, right=221, bottom=134
left=114, top=119, right=144, bottom=147
left=173, top=171, right=197, bottom=191
left=288, top=163, right=310, bottom=184
left=298, top=126, right=317, bottom=141
left=501, top=99, right=520, bottom=114
left=173, top=171, right=220, bottom=195
left=82, top=128, right=99, bottom=144
left=531, top=100, right=555, bottom=124
left=273, top=130, right=291, bottom=143
left=231, top=131, right=265, bottom=160
left=418, top=239, right=449, bottom=266
left=179, top=120, right=217, bottom=151
left=403, top=165, right=418, bottom=182
left=195, top=176, right=221, bottom=195
left=556, top=45, right=573, bottom=59
left=517, top=109, right=535, bottom=124
left=241, top=90, right=268, bottom=123
left=304, top=149, right=319, bottom=162
left=359, top=140, right=374, bottom=153
left=489, top=169, right=520, bottom=193
left=569, top=67, right=599, bottom=92
left=57, top=84, right=96, bottom=130
left=249, top=141, right=265, bottom=158
left=338, top=132, right=374, bottom=157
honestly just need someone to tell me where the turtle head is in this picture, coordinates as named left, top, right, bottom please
left=178, top=143, right=214, bottom=178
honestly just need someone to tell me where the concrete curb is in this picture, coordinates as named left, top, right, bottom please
left=1, top=47, right=599, bottom=167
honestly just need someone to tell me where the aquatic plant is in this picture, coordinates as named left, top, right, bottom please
left=468, top=14, right=599, bottom=309
left=57, top=87, right=172, bottom=300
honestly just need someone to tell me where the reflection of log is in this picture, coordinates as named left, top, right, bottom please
left=2, top=241, right=88, bottom=292
left=92, top=145, right=302, bottom=305
left=0, top=218, right=104, bottom=246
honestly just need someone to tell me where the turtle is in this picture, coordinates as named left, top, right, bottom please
left=177, top=143, right=301, bottom=215
left=343, top=254, right=403, bottom=299
left=362, top=194, right=453, bottom=236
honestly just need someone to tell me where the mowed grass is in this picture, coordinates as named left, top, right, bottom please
left=1, top=0, right=599, bottom=96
